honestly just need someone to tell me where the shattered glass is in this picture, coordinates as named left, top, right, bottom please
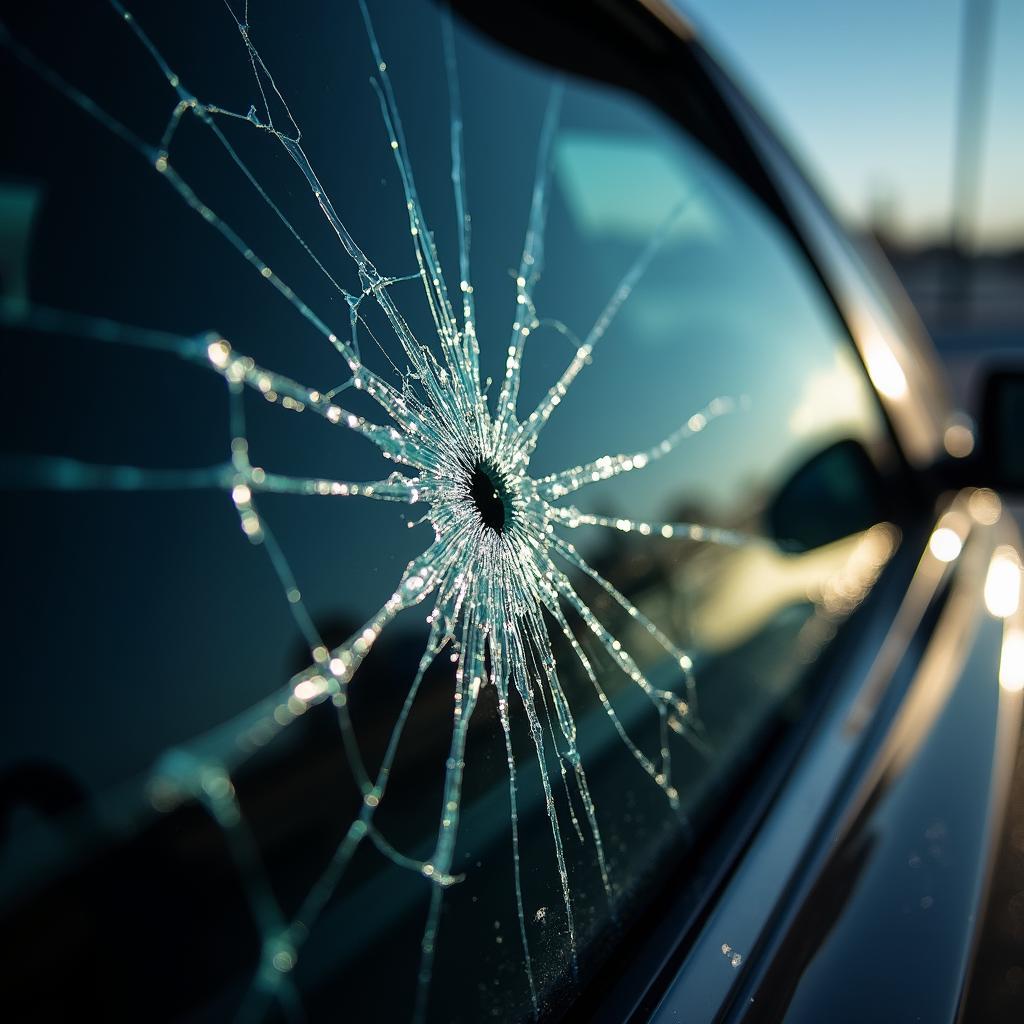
left=1, top=2, right=902, bottom=1020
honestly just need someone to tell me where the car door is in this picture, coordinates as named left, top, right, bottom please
left=2, top=2, right=1020, bottom=1022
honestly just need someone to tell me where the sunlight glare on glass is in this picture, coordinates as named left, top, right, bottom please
left=943, top=421, right=975, bottom=459
left=863, top=336, right=908, bottom=400
left=985, top=546, right=1022, bottom=619
left=999, top=626, right=1024, bottom=693
left=928, top=526, right=963, bottom=563
left=968, top=487, right=1002, bottom=526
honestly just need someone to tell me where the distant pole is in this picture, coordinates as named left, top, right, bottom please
left=948, top=0, right=995, bottom=321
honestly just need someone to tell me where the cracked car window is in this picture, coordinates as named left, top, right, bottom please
left=1, top=2, right=903, bottom=1020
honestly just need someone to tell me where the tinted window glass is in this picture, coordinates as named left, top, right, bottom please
left=1, top=2, right=901, bottom=1020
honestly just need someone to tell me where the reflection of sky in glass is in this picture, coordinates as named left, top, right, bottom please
left=555, top=133, right=718, bottom=242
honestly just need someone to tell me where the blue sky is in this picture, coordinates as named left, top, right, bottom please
left=681, top=0, right=1023, bottom=249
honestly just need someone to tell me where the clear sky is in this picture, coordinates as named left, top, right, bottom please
left=680, top=0, right=1024, bottom=249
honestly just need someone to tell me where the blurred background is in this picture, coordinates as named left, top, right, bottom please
left=682, top=0, right=1024, bottom=409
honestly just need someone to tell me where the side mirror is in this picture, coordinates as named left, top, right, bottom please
left=979, top=368, right=1024, bottom=495
left=766, top=439, right=889, bottom=552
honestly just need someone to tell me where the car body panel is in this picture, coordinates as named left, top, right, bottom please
left=647, top=493, right=1022, bottom=1022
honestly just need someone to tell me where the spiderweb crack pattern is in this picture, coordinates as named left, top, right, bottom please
left=0, top=2, right=757, bottom=1019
